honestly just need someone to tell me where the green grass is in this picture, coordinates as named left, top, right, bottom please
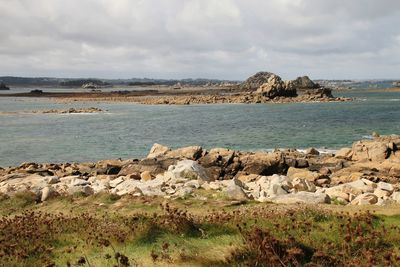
left=1, top=192, right=400, bottom=266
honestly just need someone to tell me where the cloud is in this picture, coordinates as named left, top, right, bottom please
left=0, top=0, right=399, bottom=79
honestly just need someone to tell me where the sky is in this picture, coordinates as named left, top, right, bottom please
left=0, top=0, right=400, bottom=80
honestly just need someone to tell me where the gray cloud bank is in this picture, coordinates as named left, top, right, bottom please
left=0, top=0, right=400, bottom=80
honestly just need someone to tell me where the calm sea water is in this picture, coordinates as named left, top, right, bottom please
left=1, top=91, right=400, bottom=167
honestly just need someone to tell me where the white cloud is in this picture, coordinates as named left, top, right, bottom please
left=0, top=0, right=399, bottom=79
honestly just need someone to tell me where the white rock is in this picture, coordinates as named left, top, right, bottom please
left=377, top=182, right=394, bottom=193
left=184, top=180, right=201, bottom=189
left=292, top=178, right=316, bottom=192
left=45, top=176, right=60, bottom=185
left=350, top=193, right=378, bottom=205
left=374, top=188, right=391, bottom=198
left=225, top=184, right=248, bottom=201
left=71, top=178, right=89, bottom=186
left=41, top=186, right=57, bottom=201
left=269, top=192, right=330, bottom=204
left=164, top=160, right=210, bottom=182
left=147, top=143, right=170, bottom=158
left=392, top=192, right=400, bottom=203
left=109, top=176, right=125, bottom=188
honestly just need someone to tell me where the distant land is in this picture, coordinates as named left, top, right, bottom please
left=0, top=76, right=399, bottom=90
left=0, top=76, right=240, bottom=87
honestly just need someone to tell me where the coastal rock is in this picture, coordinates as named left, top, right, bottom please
left=256, top=74, right=297, bottom=98
left=392, top=192, right=400, bottom=203
left=140, top=171, right=153, bottom=181
left=351, top=138, right=395, bottom=161
left=269, top=192, right=330, bottom=204
left=287, top=167, right=322, bottom=181
left=377, top=181, right=394, bottom=193
left=303, top=88, right=333, bottom=98
left=240, top=152, right=286, bottom=176
left=305, top=148, right=320, bottom=156
left=164, top=160, right=211, bottom=182
left=199, top=148, right=234, bottom=167
left=335, top=148, right=352, bottom=159
left=225, top=184, right=248, bottom=201
left=68, top=185, right=94, bottom=196
left=290, top=76, right=319, bottom=90
left=166, top=146, right=203, bottom=160
left=292, top=178, right=316, bottom=192
left=40, top=186, right=59, bottom=202
left=241, top=71, right=276, bottom=91
left=350, top=193, right=378, bottom=205
left=147, top=143, right=171, bottom=158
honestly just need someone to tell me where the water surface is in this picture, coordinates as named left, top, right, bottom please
left=1, top=91, right=400, bottom=166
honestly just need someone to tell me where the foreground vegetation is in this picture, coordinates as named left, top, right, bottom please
left=1, top=191, right=400, bottom=266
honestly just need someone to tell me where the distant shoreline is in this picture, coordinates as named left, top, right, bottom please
left=0, top=86, right=352, bottom=105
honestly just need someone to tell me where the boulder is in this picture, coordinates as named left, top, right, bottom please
left=290, top=76, right=319, bottom=90
left=256, top=74, right=297, bottom=98
left=335, top=148, right=352, bottom=159
left=240, top=152, right=286, bottom=175
left=391, top=192, right=400, bottom=203
left=166, top=146, right=203, bottom=160
left=351, top=139, right=393, bottom=161
left=292, top=178, right=316, bottom=192
left=109, top=177, right=125, bottom=188
left=305, top=148, right=320, bottom=156
left=269, top=192, right=330, bottom=204
left=241, top=71, right=276, bottom=91
left=350, top=193, right=378, bottom=205
left=377, top=181, right=394, bottom=193
left=140, top=171, right=153, bottom=181
left=225, top=184, right=248, bottom=201
left=199, top=148, right=234, bottom=167
left=303, top=88, right=333, bottom=98
left=287, top=167, right=322, bottom=181
left=68, top=185, right=94, bottom=196
left=147, top=143, right=171, bottom=158
left=374, top=188, right=391, bottom=198
left=41, top=186, right=58, bottom=201
left=164, top=160, right=211, bottom=182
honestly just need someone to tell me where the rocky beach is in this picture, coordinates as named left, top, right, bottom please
left=2, top=135, right=400, bottom=206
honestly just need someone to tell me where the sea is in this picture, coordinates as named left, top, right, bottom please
left=1, top=89, right=400, bottom=167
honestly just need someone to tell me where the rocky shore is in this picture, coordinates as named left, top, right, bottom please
left=0, top=107, right=103, bottom=116
left=134, top=90, right=349, bottom=105
left=33, top=107, right=103, bottom=114
left=1, top=135, right=399, bottom=206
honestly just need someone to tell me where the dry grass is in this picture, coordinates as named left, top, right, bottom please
left=1, top=192, right=400, bottom=266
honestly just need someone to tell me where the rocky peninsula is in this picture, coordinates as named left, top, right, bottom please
left=1, top=134, right=399, bottom=206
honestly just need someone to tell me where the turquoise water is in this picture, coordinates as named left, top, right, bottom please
left=1, top=91, right=400, bottom=167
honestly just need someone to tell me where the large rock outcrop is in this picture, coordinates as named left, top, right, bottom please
left=256, top=74, right=297, bottom=98
left=291, top=76, right=320, bottom=90
left=241, top=72, right=276, bottom=91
